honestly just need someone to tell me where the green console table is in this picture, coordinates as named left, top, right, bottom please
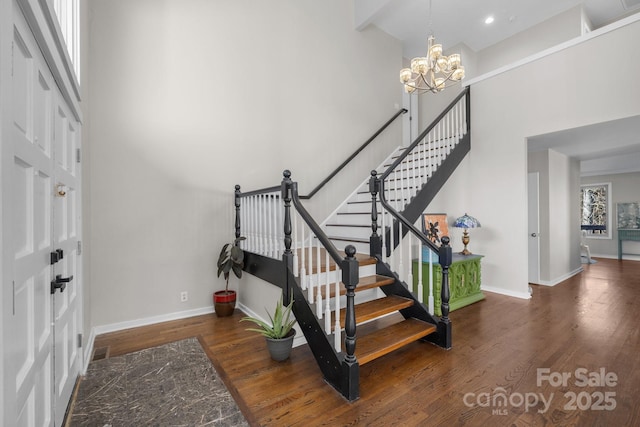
left=412, top=253, right=485, bottom=316
left=618, top=229, right=640, bottom=260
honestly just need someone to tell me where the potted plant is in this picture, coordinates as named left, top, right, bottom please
left=215, top=236, right=245, bottom=317
left=241, top=294, right=297, bottom=361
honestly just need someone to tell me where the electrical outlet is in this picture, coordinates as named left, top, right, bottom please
left=180, top=291, right=188, bottom=302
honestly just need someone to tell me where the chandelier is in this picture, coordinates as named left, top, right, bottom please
left=399, top=1, right=465, bottom=94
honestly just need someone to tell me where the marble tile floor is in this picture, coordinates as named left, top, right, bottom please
left=68, top=337, right=249, bottom=427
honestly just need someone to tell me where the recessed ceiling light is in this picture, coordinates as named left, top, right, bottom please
left=485, top=16, right=495, bottom=24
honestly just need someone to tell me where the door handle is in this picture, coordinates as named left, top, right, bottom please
left=531, top=233, right=538, bottom=237
left=51, top=274, right=73, bottom=294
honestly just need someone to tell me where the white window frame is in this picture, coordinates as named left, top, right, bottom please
left=580, top=182, right=612, bottom=240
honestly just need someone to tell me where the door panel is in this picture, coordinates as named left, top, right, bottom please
left=528, top=172, right=540, bottom=284
left=7, top=16, right=55, bottom=427
left=3, top=6, right=82, bottom=426
left=52, top=87, right=81, bottom=426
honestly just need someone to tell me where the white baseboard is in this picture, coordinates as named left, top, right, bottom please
left=591, top=253, right=640, bottom=262
left=530, top=266, right=583, bottom=287
left=82, top=328, right=97, bottom=374
left=84, top=306, right=216, bottom=371
left=481, top=285, right=532, bottom=300
left=93, top=306, right=215, bottom=336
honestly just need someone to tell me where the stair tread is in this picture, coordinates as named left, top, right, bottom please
left=356, top=318, right=437, bottom=365
left=332, top=295, right=414, bottom=329
left=318, top=274, right=395, bottom=299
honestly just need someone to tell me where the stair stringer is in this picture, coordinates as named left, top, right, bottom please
left=386, top=132, right=471, bottom=254
left=242, top=250, right=356, bottom=398
left=375, top=259, right=451, bottom=349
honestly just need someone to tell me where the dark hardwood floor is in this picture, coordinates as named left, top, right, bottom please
left=90, top=258, right=640, bottom=426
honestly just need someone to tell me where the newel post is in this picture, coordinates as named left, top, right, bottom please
left=341, top=245, right=360, bottom=400
left=438, top=236, right=453, bottom=349
left=281, top=170, right=294, bottom=303
left=234, top=185, right=241, bottom=240
left=369, top=170, right=382, bottom=258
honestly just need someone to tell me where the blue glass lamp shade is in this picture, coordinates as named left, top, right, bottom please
left=453, top=213, right=481, bottom=229
left=453, top=213, right=480, bottom=255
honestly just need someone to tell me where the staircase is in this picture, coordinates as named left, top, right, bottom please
left=234, top=87, right=470, bottom=401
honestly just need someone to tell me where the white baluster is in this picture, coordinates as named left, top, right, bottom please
left=251, top=196, right=257, bottom=252
left=263, top=194, right=268, bottom=256
left=463, top=97, right=467, bottom=135
left=381, top=198, right=387, bottom=264
left=407, top=234, right=413, bottom=294
left=456, top=101, right=461, bottom=142
left=417, top=238, right=423, bottom=303
left=334, top=268, right=341, bottom=352
left=396, top=165, right=404, bottom=273
left=448, top=111, right=452, bottom=153
left=292, top=213, right=299, bottom=277
left=324, top=251, right=331, bottom=333
left=411, top=149, right=417, bottom=199
left=276, top=194, right=281, bottom=257
left=425, top=133, right=431, bottom=183
left=257, top=195, right=262, bottom=254
left=308, top=231, right=314, bottom=303
left=316, top=238, right=322, bottom=319
left=268, top=193, right=273, bottom=257
left=390, top=177, right=398, bottom=268
left=299, top=216, right=307, bottom=289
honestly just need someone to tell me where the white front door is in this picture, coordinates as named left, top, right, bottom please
left=2, top=7, right=82, bottom=426
left=528, top=172, right=540, bottom=284
left=52, top=84, right=82, bottom=427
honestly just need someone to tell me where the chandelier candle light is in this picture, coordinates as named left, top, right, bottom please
left=453, top=213, right=481, bottom=255
left=399, top=0, right=465, bottom=94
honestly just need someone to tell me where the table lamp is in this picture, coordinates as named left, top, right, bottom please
left=453, top=213, right=481, bottom=255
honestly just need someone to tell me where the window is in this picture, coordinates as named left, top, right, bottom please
left=53, top=0, right=80, bottom=82
left=580, top=183, right=612, bottom=239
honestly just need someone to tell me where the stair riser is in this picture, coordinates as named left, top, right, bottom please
left=307, top=288, right=384, bottom=313
left=299, top=263, right=377, bottom=286
left=326, top=226, right=372, bottom=240
left=333, top=212, right=373, bottom=225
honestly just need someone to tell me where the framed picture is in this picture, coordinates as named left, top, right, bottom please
left=617, top=202, right=640, bottom=229
left=422, top=213, right=448, bottom=246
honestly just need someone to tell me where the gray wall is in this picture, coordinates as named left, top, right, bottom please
left=84, top=0, right=403, bottom=329
left=84, top=2, right=640, bottom=331
left=426, top=19, right=640, bottom=297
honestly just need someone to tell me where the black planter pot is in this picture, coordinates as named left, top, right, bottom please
left=265, top=329, right=296, bottom=361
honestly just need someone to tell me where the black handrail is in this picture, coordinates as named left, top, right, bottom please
left=380, top=88, right=469, bottom=182
left=286, top=173, right=344, bottom=264
left=378, top=180, right=440, bottom=254
left=299, top=108, right=407, bottom=199
left=237, top=185, right=280, bottom=198
left=376, top=87, right=470, bottom=255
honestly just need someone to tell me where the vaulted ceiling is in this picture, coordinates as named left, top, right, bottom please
left=355, top=0, right=640, bottom=176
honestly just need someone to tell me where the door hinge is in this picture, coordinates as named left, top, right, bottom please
left=76, top=148, right=81, bottom=163
left=77, top=240, right=82, bottom=255
left=78, top=333, right=83, bottom=348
